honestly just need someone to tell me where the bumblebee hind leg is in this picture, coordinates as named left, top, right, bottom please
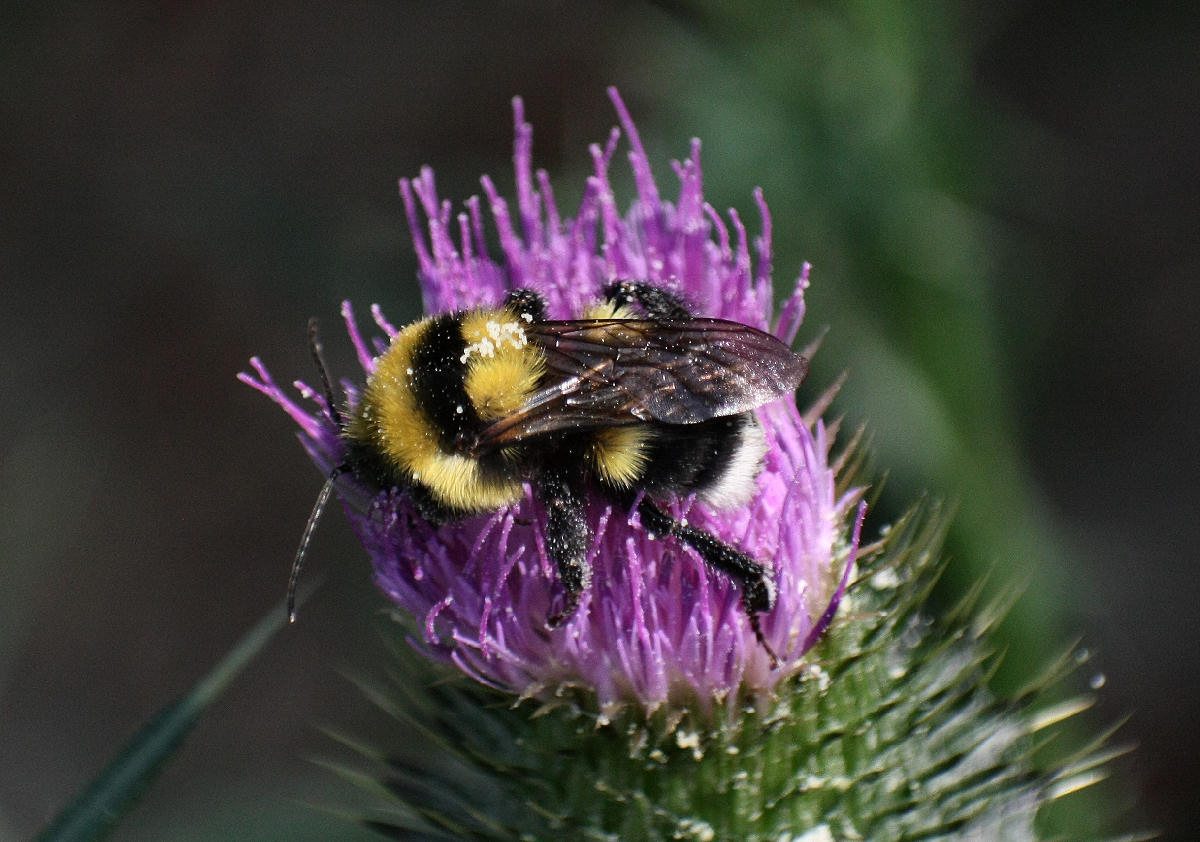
left=637, top=498, right=780, bottom=667
left=602, top=281, right=693, bottom=321
left=502, top=288, right=548, bottom=322
left=537, top=465, right=592, bottom=627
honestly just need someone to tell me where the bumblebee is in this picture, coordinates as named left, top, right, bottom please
left=292, top=281, right=808, bottom=663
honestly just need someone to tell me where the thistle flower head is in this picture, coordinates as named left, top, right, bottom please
left=241, top=89, right=863, bottom=719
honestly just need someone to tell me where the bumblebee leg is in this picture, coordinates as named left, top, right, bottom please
left=405, top=482, right=462, bottom=526
left=502, top=287, right=548, bottom=322
left=637, top=498, right=779, bottom=667
left=602, top=281, right=693, bottom=321
left=537, top=467, right=592, bottom=627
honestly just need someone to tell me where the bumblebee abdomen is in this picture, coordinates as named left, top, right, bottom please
left=346, top=307, right=542, bottom=513
left=617, top=414, right=767, bottom=509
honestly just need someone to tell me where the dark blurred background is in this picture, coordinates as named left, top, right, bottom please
left=2, top=1, right=1196, bottom=839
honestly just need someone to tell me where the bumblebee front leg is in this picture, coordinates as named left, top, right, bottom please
left=637, top=498, right=780, bottom=667
left=537, top=465, right=592, bottom=627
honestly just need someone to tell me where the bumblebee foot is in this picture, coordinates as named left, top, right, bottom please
left=739, top=579, right=780, bottom=667
left=546, top=588, right=581, bottom=629
left=747, top=609, right=780, bottom=670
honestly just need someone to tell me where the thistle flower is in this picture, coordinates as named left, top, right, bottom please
left=231, top=91, right=1131, bottom=842
left=240, top=89, right=862, bottom=718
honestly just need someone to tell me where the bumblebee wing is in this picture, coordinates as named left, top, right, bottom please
left=465, top=318, right=808, bottom=453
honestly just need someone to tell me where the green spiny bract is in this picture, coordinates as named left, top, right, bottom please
left=318, top=499, right=1131, bottom=841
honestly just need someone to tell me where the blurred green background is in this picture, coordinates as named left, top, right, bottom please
left=2, top=1, right=1195, bottom=839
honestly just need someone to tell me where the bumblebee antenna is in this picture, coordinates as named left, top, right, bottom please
left=308, top=317, right=343, bottom=428
left=287, top=466, right=347, bottom=623
left=287, top=317, right=350, bottom=623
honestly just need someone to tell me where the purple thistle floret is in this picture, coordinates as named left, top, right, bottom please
left=241, top=89, right=864, bottom=719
